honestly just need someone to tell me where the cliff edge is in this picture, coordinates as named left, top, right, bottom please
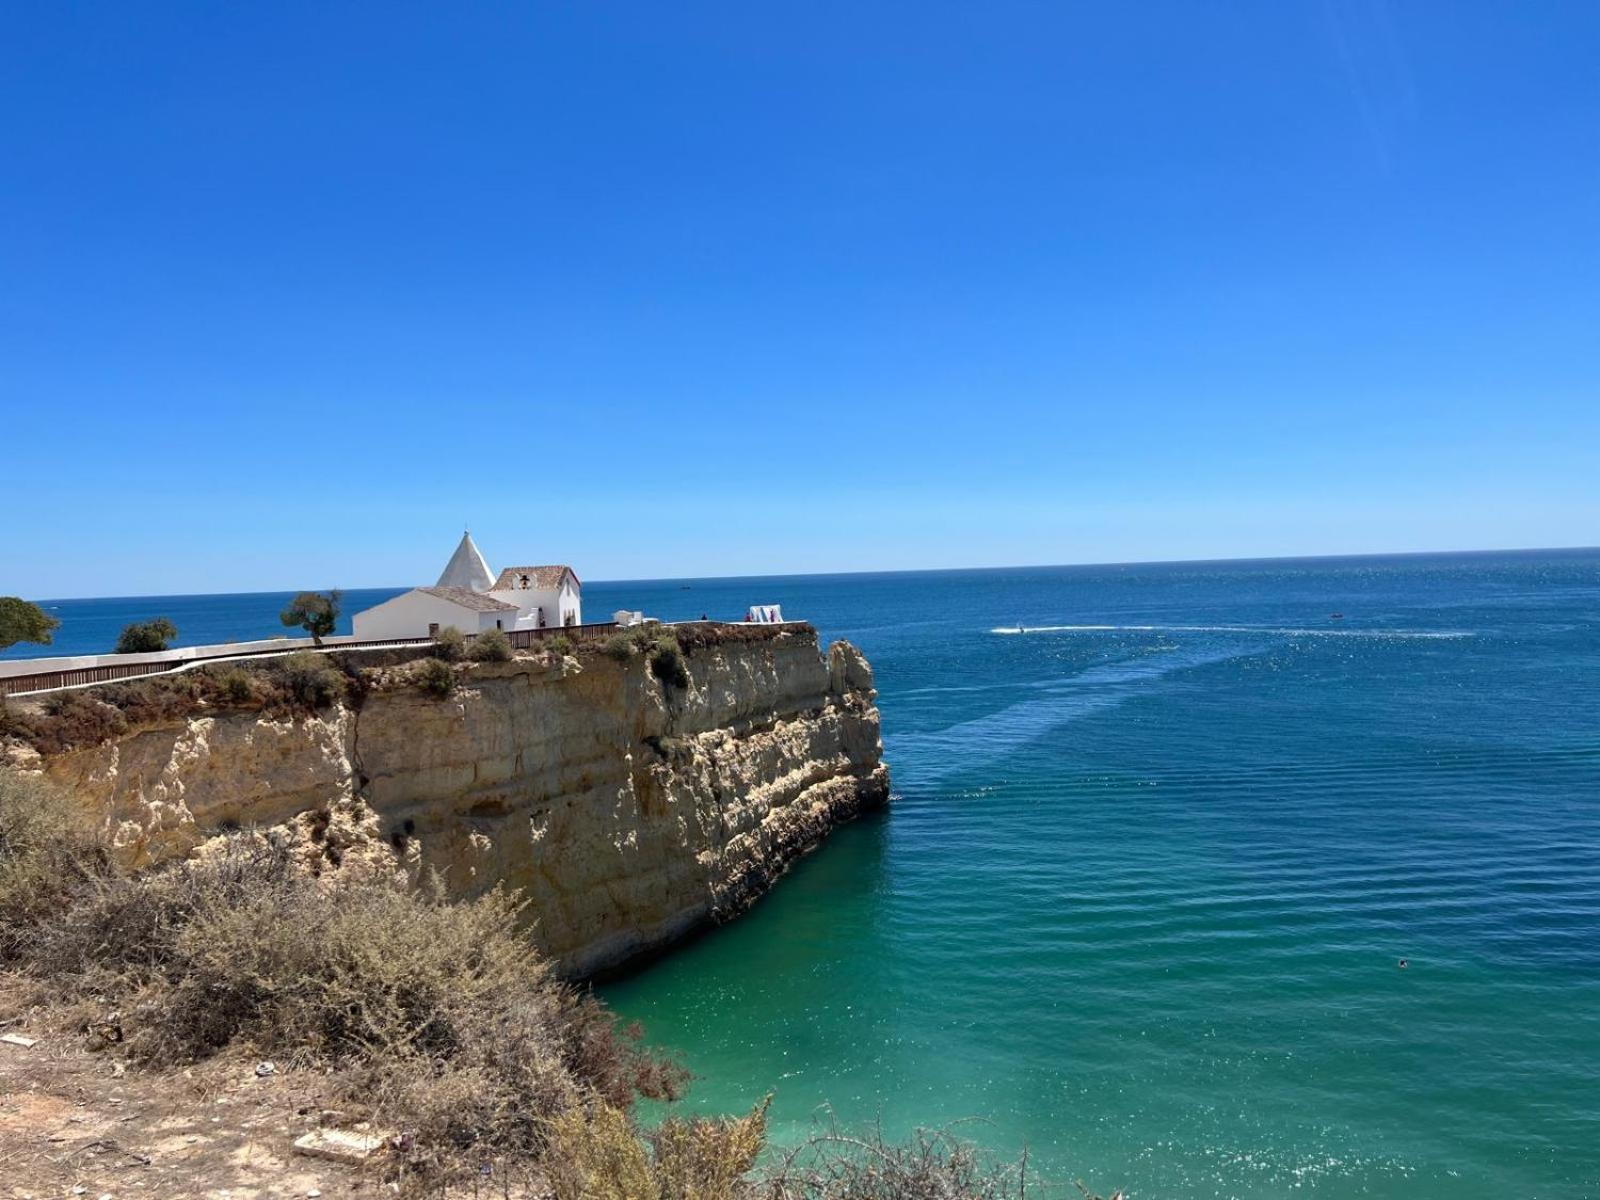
left=15, top=625, right=889, bottom=976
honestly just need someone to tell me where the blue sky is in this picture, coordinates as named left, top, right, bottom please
left=3, top=3, right=1596, bottom=598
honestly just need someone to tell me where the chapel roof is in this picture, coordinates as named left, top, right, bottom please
left=490, top=565, right=581, bottom=591
left=416, top=585, right=519, bottom=613
left=436, top=531, right=496, bottom=593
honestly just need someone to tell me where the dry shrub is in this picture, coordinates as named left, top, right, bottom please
left=214, top=667, right=257, bottom=705
left=601, top=632, right=636, bottom=663
left=547, top=1103, right=659, bottom=1200
left=469, top=627, right=513, bottom=662
left=546, top=1099, right=768, bottom=1200
left=0, top=772, right=107, bottom=961
left=272, top=650, right=347, bottom=710
left=17, top=691, right=128, bottom=754
left=650, top=1097, right=770, bottom=1200
left=12, top=830, right=682, bottom=1177
left=98, top=676, right=199, bottom=724
left=432, top=625, right=467, bottom=662
left=762, top=1122, right=1097, bottom=1200
left=414, top=656, right=457, bottom=698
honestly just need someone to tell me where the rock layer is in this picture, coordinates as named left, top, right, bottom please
left=35, top=629, right=889, bottom=976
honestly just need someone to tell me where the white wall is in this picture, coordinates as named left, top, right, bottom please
left=490, top=582, right=581, bottom=629
left=352, top=591, right=509, bottom=640
left=560, top=579, right=582, bottom=626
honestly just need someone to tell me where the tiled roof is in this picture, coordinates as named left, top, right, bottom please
left=416, top=585, right=519, bottom=613
left=490, top=565, right=580, bottom=592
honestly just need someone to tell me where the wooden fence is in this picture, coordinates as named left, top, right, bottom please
left=0, top=624, right=621, bottom=699
left=506, top=622, right=617, bottom=650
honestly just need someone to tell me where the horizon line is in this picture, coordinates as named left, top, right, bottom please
left=22, top=543, right=1599, bottom=605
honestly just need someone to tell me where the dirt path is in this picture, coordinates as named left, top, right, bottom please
left=1, top=1029, right=367, bottom=1200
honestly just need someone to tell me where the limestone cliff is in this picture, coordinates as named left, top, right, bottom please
left=27, top=628, right=888, bottom=976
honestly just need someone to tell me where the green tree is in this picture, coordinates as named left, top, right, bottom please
left=279, top=590, right=342, bottom=646
left=114, top=618, right=178, bottom=654
left=0, top=598, right=59, bottom=652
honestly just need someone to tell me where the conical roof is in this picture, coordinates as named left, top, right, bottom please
left=436, top=531, right=495, bottom=593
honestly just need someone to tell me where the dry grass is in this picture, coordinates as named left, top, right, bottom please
left=763, top=1122, right=1105, bottom=1200
left=0, top=771, right=685, bottom=1189
left=545, top=1099, right=768, bottom=1200
left=0, top=772, right=107, bottom=959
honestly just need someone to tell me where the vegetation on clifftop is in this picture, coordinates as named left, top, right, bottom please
left=114, top=616, right=178, bottom=653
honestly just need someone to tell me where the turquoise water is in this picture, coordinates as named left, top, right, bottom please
left=13, top=553, right=1600, bottom=1196
left=596, top=551, right=1600, bottom=1199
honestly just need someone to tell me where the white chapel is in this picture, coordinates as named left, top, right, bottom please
left=351, top=532, right=582, bottom=641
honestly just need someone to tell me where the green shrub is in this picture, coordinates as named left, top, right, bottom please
left=114, top=617, right=178, bottom=654
left=649, top=633, right=690, bottom=690
left=468, top=627, right=513, bottom=662
left=273, top=650, right=346, bottom=710
left=432, top=625, right=467, bottom=662
left=216, top=668, right=256, bottom=705
left=415, top=656, right=456, bottom=698
left=545, top=632, right=573, bottom=656
left=601, top=633, right=635, bottom=663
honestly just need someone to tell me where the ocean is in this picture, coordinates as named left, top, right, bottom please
left=10, top=551, right=1600, bottom=1197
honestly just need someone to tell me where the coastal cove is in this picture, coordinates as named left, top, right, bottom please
left=600, top=551, right=1600, bottom=1199
left=8, top=551, right=1599, bottom=1198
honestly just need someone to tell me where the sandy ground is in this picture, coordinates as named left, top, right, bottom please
left=1, top=1024, right=370, bottom=1200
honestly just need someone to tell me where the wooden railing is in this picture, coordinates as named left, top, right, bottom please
left=505, top=622, right=617, bottom=650
left=0, top=625, right=621, bottom=699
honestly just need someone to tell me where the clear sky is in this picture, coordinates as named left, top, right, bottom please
left=3, top=3, right=1597, bottom=598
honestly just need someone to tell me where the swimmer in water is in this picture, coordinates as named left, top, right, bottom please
left=1398, top=958, right=1409, bottom=968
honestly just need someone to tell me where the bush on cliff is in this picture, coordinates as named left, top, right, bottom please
left=414, top=656, right=457, bottom=697
left=114, top=617, right=178, bottom=654
left=214, top=667, right=257, bottom=705
left=431, top=625, right=467, bottom=661
left=273, top=649, right=347, bottom=709
left=469, top=627, right=513, bottom=662
left=14, top=691, right=129, bottom=755
left=649, top=633, right=690, bottom=690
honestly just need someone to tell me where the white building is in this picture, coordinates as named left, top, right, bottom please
left=350, top=533, right=583, bottom=641
left=488, top=565, right=582, bottom=629
left=351, top=585, right=519, bottom=641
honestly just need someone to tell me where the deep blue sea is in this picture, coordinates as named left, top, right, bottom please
left=10, top=551, right=1600, bottom=1197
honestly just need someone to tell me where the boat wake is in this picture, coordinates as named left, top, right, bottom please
left=991, top=623, right=1472, bottom=640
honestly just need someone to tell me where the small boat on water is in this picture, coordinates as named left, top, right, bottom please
left=1329, top=613, right=1344, bottom=620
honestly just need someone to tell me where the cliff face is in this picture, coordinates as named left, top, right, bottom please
left=33, top=629, right=888, bottom=976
